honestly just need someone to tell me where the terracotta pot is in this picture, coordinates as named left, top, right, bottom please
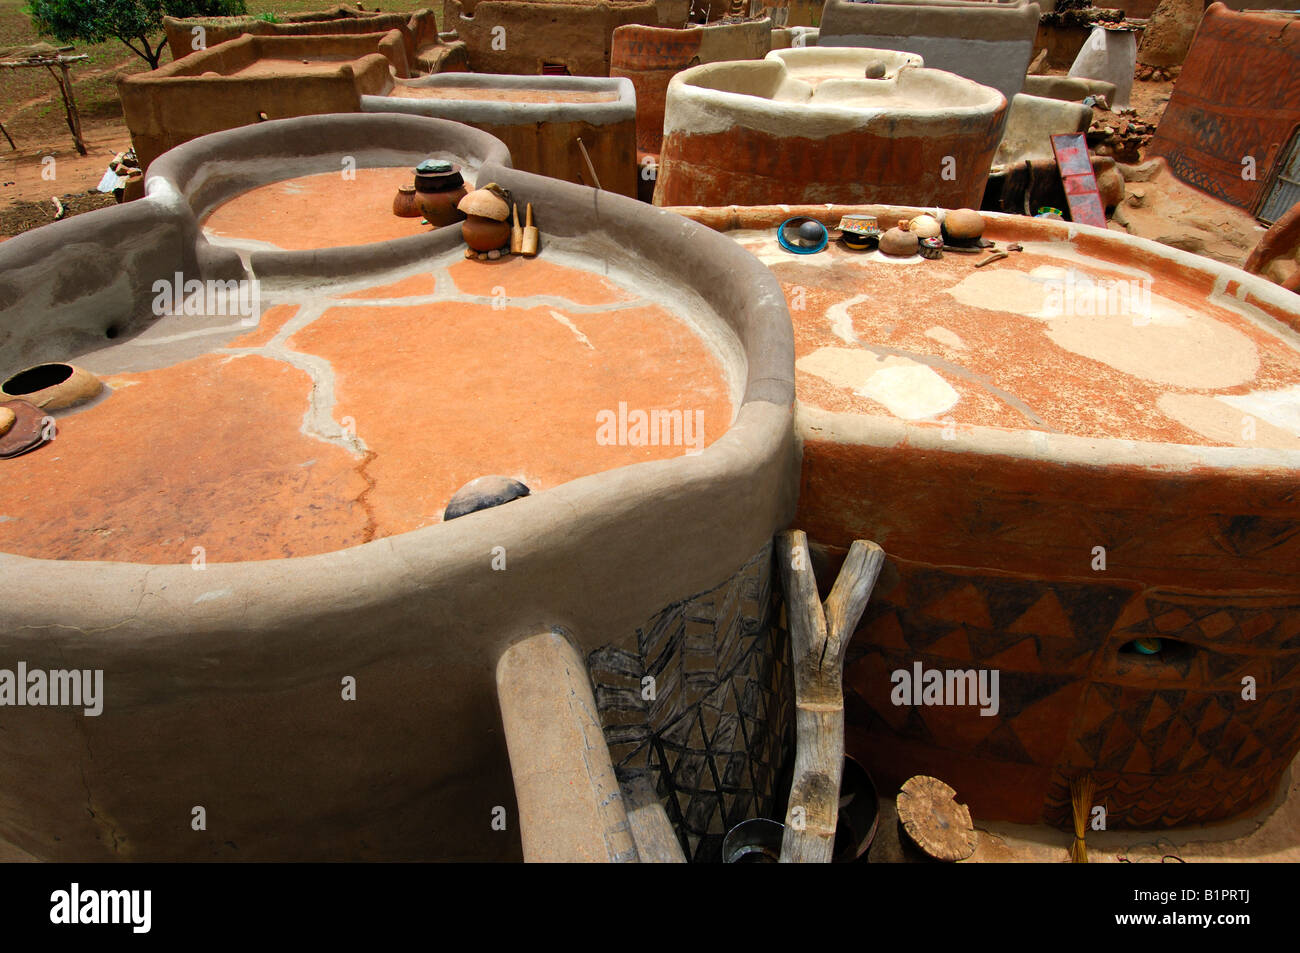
left=462, top=215, right=511, bottom=252
left=417, top=186, right=468, bottom=227
left=413, top=161, right=468, bottom=228
left=392, top=185, right=422, bottom=218
left=0, top=363, right=102, bottom=410
left=879, top=226, right=919, bottom=257
left=944, top=208, right=984, bottom=241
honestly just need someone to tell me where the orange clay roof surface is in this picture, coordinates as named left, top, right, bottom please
left=202, top=167, right=445, bottom=251
left=729, top=224, right=1300, bottom=449
left=0, top=190, right=733, bottom=564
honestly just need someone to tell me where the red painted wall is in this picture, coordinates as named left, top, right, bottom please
left=1149, top=3, right=1300, bottom=212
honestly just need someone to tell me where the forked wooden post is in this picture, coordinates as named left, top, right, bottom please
left=776, top=530, right=885, bottom=863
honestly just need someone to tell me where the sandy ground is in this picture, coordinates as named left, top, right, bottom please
left=0, top=116, right=133, bottom=237
left=1114, top=168, right=1272, bottom=272
left=862, top=750, right=1300, bottom=863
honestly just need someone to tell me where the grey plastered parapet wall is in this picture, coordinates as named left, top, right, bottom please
left=818, top=0, right=1041, bottom=103
left=0, top=114, right=797, bottom=861
left=362, top=74, right=638, bottom=196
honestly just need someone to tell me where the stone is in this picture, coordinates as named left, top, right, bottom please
left=0, top=407, right=13, bottom=438
left=1158, top=231, right=1207, bottom=253
left=1096, top=165, right=1125, bottom=210
left=443, top=475, right=531, bottom=522
left=488, top=249, right=502, bottom=260
left=1117, top=158, right=1164, bottom=183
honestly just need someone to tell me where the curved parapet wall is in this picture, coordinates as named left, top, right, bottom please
left=0, top=115, right=798, bottom=861
left=653, top=55, right=1005, bottom=208
left=448, top=0, right=660, bottom=75
left=669, top=201, right=1300, bottom=832
left=365, top=73, right=638, bottom=196
left=764, top=44, right=923, bottom=77
left=611, top=19, right=774, bottom=155
left=818, top=0, right=1041, bottom=104
left=148, top=113, right=512, bottom=277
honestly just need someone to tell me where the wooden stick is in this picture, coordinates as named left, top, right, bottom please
left=0, top=122, right=14, bottom=150
left=776, top=531, right=885, bottom=863
left=58, top=61, right=86, bottom=156
left=510, top=203, right=523, bottom=255
left=975, top=250, right=1009, bottom=268
left=522, top=203, right=538, bottom=257
left=576, top=137, right=602, bottom=191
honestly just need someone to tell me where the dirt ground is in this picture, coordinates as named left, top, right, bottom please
left=863, top=751, right=1300, bottom=863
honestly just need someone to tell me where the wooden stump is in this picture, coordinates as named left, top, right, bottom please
left=896, top=775, right=975, bottom=862
left=776, top=531, right=885, bottom=864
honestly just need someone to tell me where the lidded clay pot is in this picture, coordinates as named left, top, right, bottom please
left=413, top=158, right=468, bottom=228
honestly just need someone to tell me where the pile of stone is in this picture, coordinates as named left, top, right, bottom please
left=1134, top=63, right=1179, bottom=82
left=1087, top=109, right=1156, bottom=163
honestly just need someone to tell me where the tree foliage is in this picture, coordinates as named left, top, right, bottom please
left=28, top=0, right=250, bottom=68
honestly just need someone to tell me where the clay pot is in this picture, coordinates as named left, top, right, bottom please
left=879, top=222, right=919, bottom=257
left=462, top=216, right=512, bottom=252
left=944, top=208, right=984, bottom=241
left=413, top=160, right=468, bottom=228
left=458, top=186, right=513, bottom=252
left=393, top=185, right=422, bottom=218
left=0, top=363, right=101, bottom=410
left=908, top=214, right=942, bottom=239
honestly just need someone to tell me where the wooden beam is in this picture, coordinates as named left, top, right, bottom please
left=776, top=531, right=885, bottom=863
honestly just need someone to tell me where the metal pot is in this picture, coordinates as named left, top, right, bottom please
left=722, top=818, right=785, bottom=863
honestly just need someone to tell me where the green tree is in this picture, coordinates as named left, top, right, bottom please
left=27, top=0, right=250, bottom=69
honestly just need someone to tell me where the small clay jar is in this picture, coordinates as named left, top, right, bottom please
left=413, top=159, right=468, bottom=228
left=393, top=185, right=422, bottom=218
left=879, top=220, right=919, bottom=257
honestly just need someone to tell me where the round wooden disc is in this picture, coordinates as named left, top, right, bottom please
left=896, top=775, right=975, bottom=862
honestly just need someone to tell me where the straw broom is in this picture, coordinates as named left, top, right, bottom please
left=1069, top=774, right=1094, bottom=863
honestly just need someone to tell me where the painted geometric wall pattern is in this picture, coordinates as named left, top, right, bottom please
left=587, top=541, right=793, bottom=862
left=844, top=557, right=1300, bottom=828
